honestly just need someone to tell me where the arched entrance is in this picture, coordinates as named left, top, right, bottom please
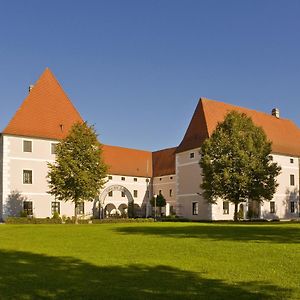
left=94, top=185, right=134, bottom=219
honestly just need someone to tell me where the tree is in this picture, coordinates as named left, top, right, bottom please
left=199, top=111, right=281, bottom=221
left=47, top=122, right=108, bottom=223
left=150, top=194, right=166, bottom=216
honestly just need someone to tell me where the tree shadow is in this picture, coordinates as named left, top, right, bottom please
left=0, top=249, right=292, bottom=299
left=4, top=190, right=27, bottom=217
left=115, top=223, right=300, bottom=244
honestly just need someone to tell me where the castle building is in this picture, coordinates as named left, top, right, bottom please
left=0, top=69, right=299, bottom=221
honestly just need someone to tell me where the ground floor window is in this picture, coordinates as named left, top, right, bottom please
left=270, top=201, right=275, bottom=213
left=192, top=202, right=198, bottom=215
left=223, top=201, right=229, bottom=214
left=51, top=201, right=60, bottom=214
left=290, top=201, right=295, bottom=213
left=76, top=202, right=84, bottom=215
left=23, top=201, right=33, bottom=215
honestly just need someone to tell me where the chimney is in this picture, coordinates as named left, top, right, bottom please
left=28, top=85, right=34, bottom=93
left=271, top=108, right=280, bottom=118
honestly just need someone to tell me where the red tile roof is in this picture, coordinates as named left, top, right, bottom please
left=177, top=97, right=300, bottom=157
left=3, top=68, right=83, bottom=139
left=152, top=147, right=176, bottom=176
left=102, top=144, right=152, bottom=177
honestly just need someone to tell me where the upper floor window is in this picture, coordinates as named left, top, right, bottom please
left=23, top=201, right=33, bottom=215
left=133, top=190, right=138, bottom=198
left=121, top=177, right=125, bottom=181
left=190, top=152, right=195, bottom=159
left=170, top=176, right=173, bottom=180
left=290, top=158, right=294, bottom=164
left=169, top=189, right=173, bottom=197
left=223, top=201, right=229, bottom=214
left=270, top=201, right=275, bottom=213
left=134, top=178, right=137, bottom=182
left=23, top=140, right=32, bottom=152
left=121, top=191, right=125, bottom=197
left=108, top=176, right=112, bottom=180
left=23, top=170, right=32, bottom=184
left=51, top=143, right=57, bottom=155
left=108, top=191, right=113, bottom=197
left=290, top=174, right=295, bottom=186
left=192, top=202, right=198, bottom=215
left=159, top=178, right=162, bottom=181
left=146, top=178, right=149, bottom=183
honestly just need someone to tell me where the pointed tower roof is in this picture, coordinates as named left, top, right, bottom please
left=177, top=97, right=300, bottom=157
left=3, top=68, right=83, bottom=140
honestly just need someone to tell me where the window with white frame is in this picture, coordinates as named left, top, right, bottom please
left=290, top=174, right=295, bottom=186
left=290, top=201, right=295, bottom=213
left=76, top=202, right=84, bottom=215
left=23, top=170, right=32, bottom=184
left=121, top=177, right=125, bottom=181
left=108, top=191, right=113, bottom=197
left=134, top=190, right=138, bottom=198
left=23, top=140, right=32, bottom=152
left=192, top=202, right=198, bottom=215
left=51, top=202, right=60, bottom=214
left=23, top=201, right=33, bottom=215
left=223, top=201, right=229, bottom=214
left=270, top=201, right=275, bottom=213
left=134, top=178, right=137, bottom=182
left=51, top=143, right=57, bottom=155
left=121, top=191, right=125, bottom=197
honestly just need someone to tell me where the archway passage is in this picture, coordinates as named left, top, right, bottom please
left=94, top=185, right=134, bottom=219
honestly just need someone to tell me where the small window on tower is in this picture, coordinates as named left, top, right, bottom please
left=23, top=140, right=32, bottom=152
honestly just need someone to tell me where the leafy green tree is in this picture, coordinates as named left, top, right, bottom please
left=47, top=122, right=108, bottom=223
left=200, top=111, right=281, bottom=221
left=150, top=194, right=166, bottom=216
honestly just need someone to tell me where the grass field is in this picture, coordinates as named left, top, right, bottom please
left=0, top=222, right=299, bottom=300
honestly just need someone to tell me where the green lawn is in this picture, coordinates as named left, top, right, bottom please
left=0, top=222, right=299, bottom=300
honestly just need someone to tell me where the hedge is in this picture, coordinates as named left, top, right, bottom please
left=5, top=217, right=62, bottom=224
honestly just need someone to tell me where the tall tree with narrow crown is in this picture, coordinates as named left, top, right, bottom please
left=47, top=122, right=108, bottom=223
left=200, top=111, right=281, bottom=221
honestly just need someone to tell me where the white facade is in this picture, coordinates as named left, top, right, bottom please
left=175, top=148, right=300, bottom=220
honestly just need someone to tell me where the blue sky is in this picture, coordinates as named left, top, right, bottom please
left=0, top=0, right=299, bottom=151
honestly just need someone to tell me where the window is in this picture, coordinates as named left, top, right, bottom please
left=190, top=152, right=195, bottom=159
left=159, top=178, right=162, bottom=181
left=170, top=176, right=173, bottom=180
left=134, top=178, right=137, bottom=182
left=121, top=177, right=125, bottom=181
left=51, top=143, right=57, bottom=155
left=134, top=190, right=138, bottom=198
left=192, top=202, right=198, bottom=215
left=23, top=140, right=32, bottom=152
left=108, top=191, right=113, bottom=197
left=146, top=178, right=149, bottom=183
left=290, top=158, right=294, bottom=164
left=270, top=201, right=275, bottom=213
left=159, top=190, right=162, bottom=195
left=223, top=201, right=229, bottom=214
left=23, top=201, right=33, bottom=215
left=121, top=191, right=125, bottom=197
left=23, top=170, right=32, bottom=184
left=51, top=202, right=60, bottom=214
left=76, top=202, right=84, bottom=215
left=108, top=176, right=112, bottom=180
left=290, top=174, right=295, bottom=186
left=169, top=189, right=173, bottom=197
left=269, top=155, right=273, bottom=161
left=290, top=201, right=295, bottom=213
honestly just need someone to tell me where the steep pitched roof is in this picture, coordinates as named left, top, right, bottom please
left=102, top=144, right=152, bottom=178
left=152, top=147, right=176, bottom=177
left=177, top=97, right=300, bottom=157
left=3, top=68, right=83, bottom=140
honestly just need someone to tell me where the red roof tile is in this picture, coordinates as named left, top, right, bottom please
left=3, top=68, right=83, bottom=139
left=152, top=147, right=176, bottom=177
left=177, top=97, right=300, bottom=157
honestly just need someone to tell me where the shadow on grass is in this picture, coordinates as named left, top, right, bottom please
left=0, top=249, right=292, bottom=300
left=115, top=223, right=300, bottom=244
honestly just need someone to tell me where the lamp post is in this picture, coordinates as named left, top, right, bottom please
left=153, top=194, right=157, bottom=221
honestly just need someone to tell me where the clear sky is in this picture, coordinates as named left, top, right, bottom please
left=0, top=0, right=299, bottom=151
